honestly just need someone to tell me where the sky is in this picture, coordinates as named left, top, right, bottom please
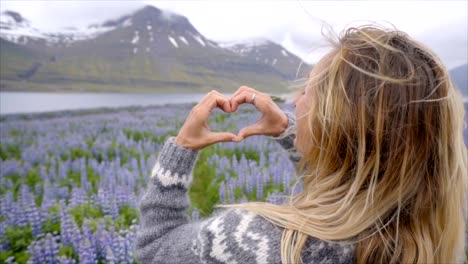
left=0, top=0, right=467, bottom=69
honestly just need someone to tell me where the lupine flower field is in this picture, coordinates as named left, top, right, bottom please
left=0, top=103, right=301, bottom=264
left=2, top=101, right=468, bottom=264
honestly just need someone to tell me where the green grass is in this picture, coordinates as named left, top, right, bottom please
left=0, top=225, right=33, bottom=264
left=189, top=145, right=263, bottom=218
left=0, top=144, right=22, bottom=160
left=68, top=203, right=104, bottom=229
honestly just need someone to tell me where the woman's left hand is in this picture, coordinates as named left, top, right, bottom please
left=175, top=90, right=237, bottom=150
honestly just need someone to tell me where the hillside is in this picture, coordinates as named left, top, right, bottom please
left=0, top=6, right=308, bottom=93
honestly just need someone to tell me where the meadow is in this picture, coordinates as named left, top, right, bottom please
left=0, top=103, right=299, bottom=264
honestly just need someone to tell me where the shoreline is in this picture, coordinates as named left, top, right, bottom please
left=1, top=92, right=466, bottom=117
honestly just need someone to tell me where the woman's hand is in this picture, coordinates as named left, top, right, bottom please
left=175, top=90, right=237, bottom=150
left=230, top=86, right=288, bottom=141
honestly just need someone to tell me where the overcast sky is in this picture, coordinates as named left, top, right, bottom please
left=1, top=0, right=466, bottom=69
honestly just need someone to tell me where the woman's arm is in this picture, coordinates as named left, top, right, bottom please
left=135, top=137, right=199, bottom=263
left=136, top=91, right=237, bottom=263
left=272, top=112, right=302, bottom=164
left=135, top=137, right=284, bottom=264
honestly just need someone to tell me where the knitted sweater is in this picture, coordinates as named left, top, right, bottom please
left=136, top=112, right=356, bottom=264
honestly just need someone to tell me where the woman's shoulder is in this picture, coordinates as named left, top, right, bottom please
left=193, top=208, right=355, bottom=264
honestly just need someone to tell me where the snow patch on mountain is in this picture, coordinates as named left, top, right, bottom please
left=168, top=36, right=178, bottom=48
left=131, top=31, right=140, bottom=44
left=179, top=36, right=189, bottom=45
left=122, top=18, right=132, bottom=27
left=189, top=33, right=206, bottom=47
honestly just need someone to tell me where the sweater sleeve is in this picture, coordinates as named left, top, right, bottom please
left=135, top=137, right=200, bottom=264
left=272, top=111, right=302, bottom=164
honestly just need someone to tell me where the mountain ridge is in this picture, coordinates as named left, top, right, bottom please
left=0, top=5, right=308, bottom=93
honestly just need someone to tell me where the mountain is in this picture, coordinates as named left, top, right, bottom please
left=449, top=64, right=468, bottom=97
left=0, top=6, right=308, bottom=93
left=220, top=38, right=305, bottom=79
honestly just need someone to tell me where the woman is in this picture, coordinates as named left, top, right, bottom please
left=136, top=25, right=467, bottom=263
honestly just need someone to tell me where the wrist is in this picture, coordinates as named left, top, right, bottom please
left=272, top=111, right=295, bottom=139
left=174, top=135, right=200, bottom=150
left=153, top=137, right=199, bottom=188
left=272, top=112, right=289, bottom=137
left=174, top=135, right=184, bottom=147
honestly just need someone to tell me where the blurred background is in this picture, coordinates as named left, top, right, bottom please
left=0, top=0, right=466, bottom=113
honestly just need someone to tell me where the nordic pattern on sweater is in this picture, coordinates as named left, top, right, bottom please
left=136, top=112, right=356, bottom=264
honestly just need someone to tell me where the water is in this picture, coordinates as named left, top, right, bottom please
left=1, top=92, right=467, bottom=115
left=0, top=92, right=208, bottom=114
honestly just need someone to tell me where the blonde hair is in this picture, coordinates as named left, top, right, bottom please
left=219, top=24, right=467, bottom=263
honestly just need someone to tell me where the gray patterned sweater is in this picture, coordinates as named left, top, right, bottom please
left=136, top=113, right=355, bottom=264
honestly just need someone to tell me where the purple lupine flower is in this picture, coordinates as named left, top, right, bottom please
left=218, top=182, right=226, bottom=204
left=109, top=199, right=119, bottom=220
left=57, top=256, right=76, bottom=264
left=93, top=220, right=108, bottom=260
left=26, top=233, right=60, bottom=264
left=0, top=221, right=9, bottom=251
left=1, top=191, right=15, bottom=226
left=246, top=172, right=255, bottom=196
left=27, top=202, right=43, bottom=237
left=228, top=182, right=235, bottom=203
left=4, top=256, right=16, bottom=264
left=78, top=238, right=98, bottom=264
left=256, top=172, right=264, bottom=201
left=80, top=159, right=90, bottom=193
left=59, top=201, right=81, bottom=250
left=1, top=159, right=20, bottom=177
left=69, top=187, right=87, bottom=208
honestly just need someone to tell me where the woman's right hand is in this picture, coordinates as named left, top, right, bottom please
left=230, top=86, right=288, bottom=141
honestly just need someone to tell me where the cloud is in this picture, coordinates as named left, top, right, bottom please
left=1, top=0, right=466, bottom=68
left=0, top=1, right=145, bottom=30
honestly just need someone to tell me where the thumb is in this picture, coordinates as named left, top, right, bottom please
left=237, top=124, right=262, bottom=140
left=207, top=132, right=237, bottom=144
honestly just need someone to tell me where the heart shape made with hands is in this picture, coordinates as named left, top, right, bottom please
left=175, top=87, right=288, bottom=150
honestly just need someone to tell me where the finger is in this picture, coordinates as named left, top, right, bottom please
left=207, top=132, right=237, bottom=145
left=230, top=90, right=266, bottom=112
left=199, top=90, right=224, bottom=105
left=230, top=86, right=261, bottom=102
left=209, top=94, right=232, bottom=113
left=199, top=91, right=231, bottom=113
left=230, top=86, right=252, bottom=98
left=237, top=124, right=263, bottom=140
left=200, top=96, right=231, bottom=122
